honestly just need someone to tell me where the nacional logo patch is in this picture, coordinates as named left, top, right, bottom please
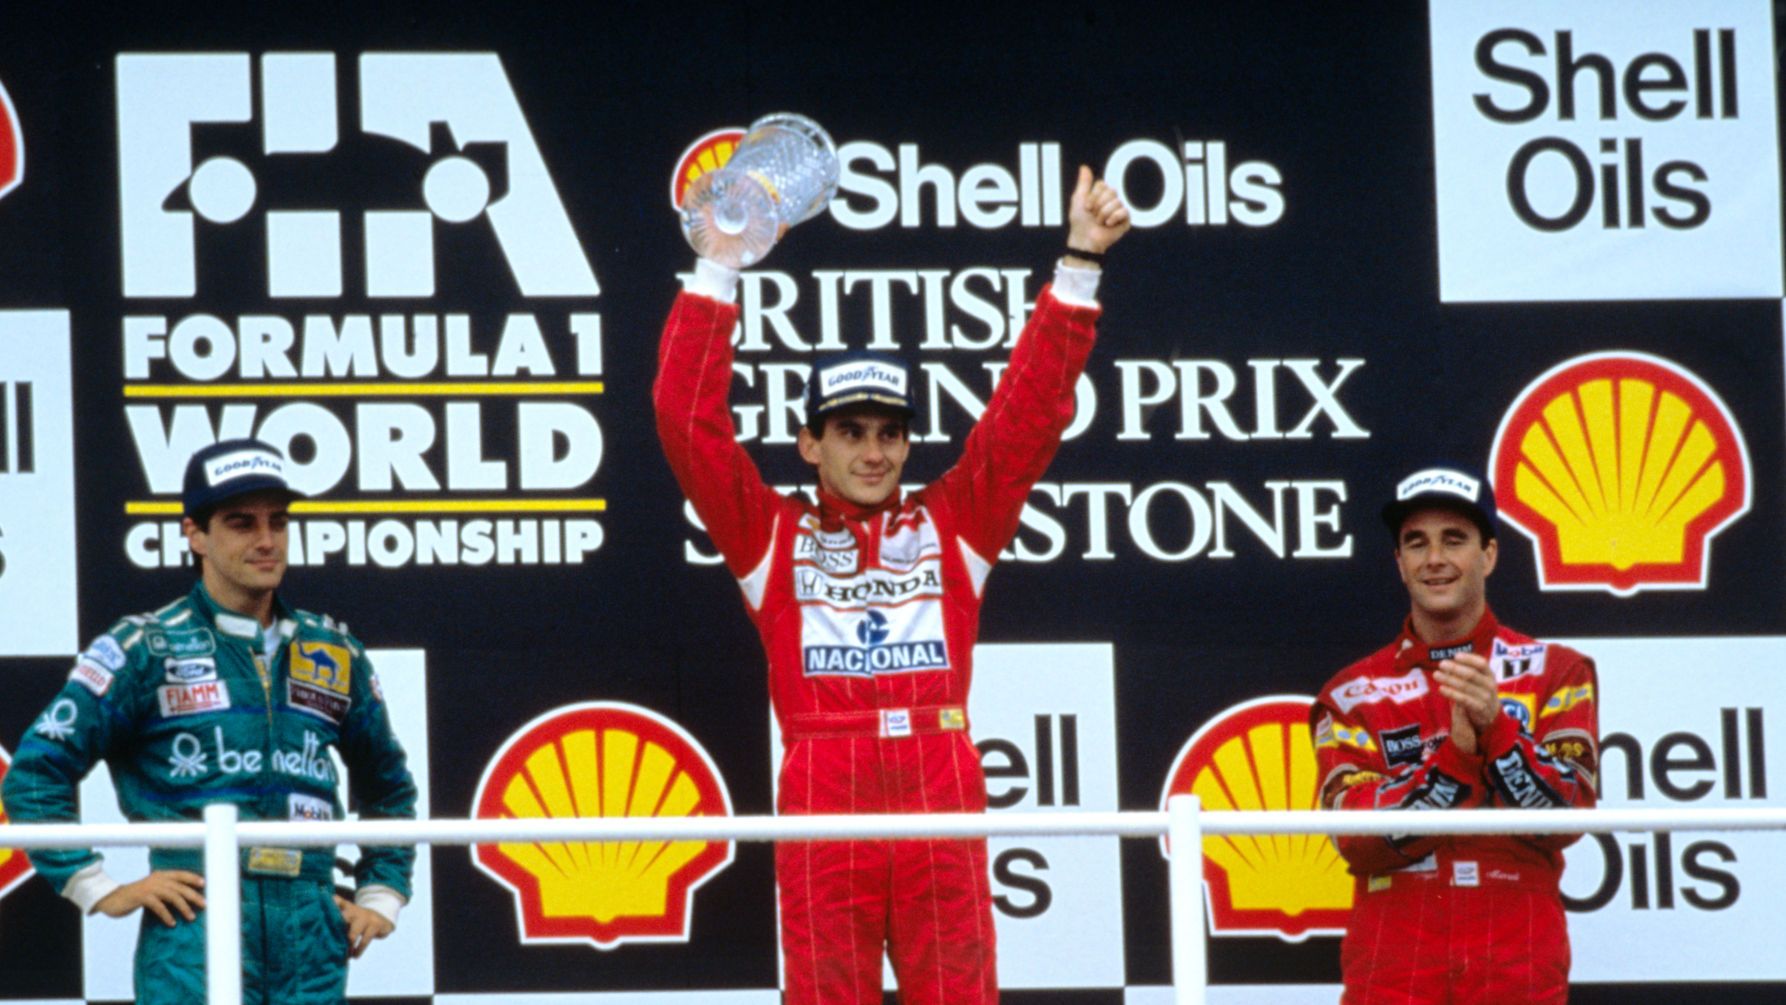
left=470, top=702, right=734, bottom=950
left=1490, top=352, right=1749, bottom=596
left=1159, top=695, right=1351, bottom=941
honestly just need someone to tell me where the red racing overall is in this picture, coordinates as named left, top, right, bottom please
left=1312, top=610, right=1599, bottom=1005
left=655, top=282, right=1098, bottom=1005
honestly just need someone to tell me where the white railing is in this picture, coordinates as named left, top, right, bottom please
left=5, top=798, right=1786, bottom=1005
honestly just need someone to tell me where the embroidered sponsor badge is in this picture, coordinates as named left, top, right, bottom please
left=1500, top=695, right=1536, bottom=732
left=882, top=708, right=912, bottom=738
left=158, top=681, right=231, bottom=717
left=1453, top=860, right=1480, bottom=887
left=938, top=707, right=966, bottom=731
left=1491, top=639, right=1547, bottom=681
left=289, top=793, right=334, bottom=822
left=287, top=640, right=354, bottom=722
left=148, top=628, right=216, bottom=658
left=85, top=636, right=128, bottom=671
left=290, top=641, right=352, bottom=695
left=1380, top=723, right=1424, bottom=768
left=70, top=660, right=114, bottom=696
left=246, top=847, right=303, bottom=877
left=287, top=679, right=350, bottom=723
left=164, top=657, right=217, bottom=683
left=1331, top=669, right=1430, bottom=713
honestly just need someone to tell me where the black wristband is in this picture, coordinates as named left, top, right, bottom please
left=1063, top=246, right=1106, bottom=265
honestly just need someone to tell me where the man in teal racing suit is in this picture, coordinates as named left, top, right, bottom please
left=2, top=438, right=417, bottom=1004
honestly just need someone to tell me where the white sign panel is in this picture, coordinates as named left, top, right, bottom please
left=0, top=310, right=77, bottom=656
left=769, top=642, right=1123, bottom=991
left=1429, top=0, right=1782, bottom=301
left=82, top=649, right=433, bottom=999
left=1558, top=636, right=1785, bottom=981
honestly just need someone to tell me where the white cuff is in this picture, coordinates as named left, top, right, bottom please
left=683, top=258, right=741, bottom=303
left=1051, top=260, right=1101, bottom=307
left=355, top=885, right=407, bottom=928
left=63, top=862, right=122, bottom=915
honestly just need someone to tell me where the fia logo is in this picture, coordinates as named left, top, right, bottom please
left=116, top=52, right=598, bottom=299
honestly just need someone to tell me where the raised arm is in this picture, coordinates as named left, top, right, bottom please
left=653, top=262, right=787, bottom=583
left=933, top=167, right=1131, bottom=558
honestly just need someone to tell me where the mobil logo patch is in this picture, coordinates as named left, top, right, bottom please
left=1159, top=695, right=1350, bottom=941
left=470, top=701, right=734, bottom=950
left=0, top=744, right=34, bottom=901
left=0, top=76, right=19, bottom=202
left=1491, top=351, right=1749, bottom=596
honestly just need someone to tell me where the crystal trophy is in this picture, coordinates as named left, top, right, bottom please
left=681, top=112, right=840, bottom=268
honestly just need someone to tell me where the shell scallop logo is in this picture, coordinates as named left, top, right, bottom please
left=1158, top=696, right=1351, bottom=941
left=0, top=76, right=21, bottom=202
left=670, top=126, right=744, bottom=210
left=471, top=702, right=734, bottom=950
left=1490, top=352, right=1750, bottom=596
left=0, top=744, right=34, bottom=902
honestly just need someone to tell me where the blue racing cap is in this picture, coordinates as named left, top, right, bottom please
left=1381, top=463, right=1497, bottom=541
left=804, top=351, right=917, bottom=424
left=182, top=438, right=302, bottom=517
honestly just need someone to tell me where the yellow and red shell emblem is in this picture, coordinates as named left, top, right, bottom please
left=0, top=744, right=35, bottom=901
left=1159, top=696, right=1351, bottom=941
left=1490, top=352, right=1749, bottom=596
left=471, top=702, right=734, bottom=950
left=669, top=126, right=745, bottom=211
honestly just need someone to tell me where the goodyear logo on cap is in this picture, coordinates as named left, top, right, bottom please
left=470, top=702, right=734, bottom=950
left=1158, top=696, right=1351, bottom=941
left=205, top=448, right=285, bottom=487
left=818, top=359, right=906, bottom=398
left=0, top=744, right=36, bottom=902
left=1490, top=351, right=1750, bottom=596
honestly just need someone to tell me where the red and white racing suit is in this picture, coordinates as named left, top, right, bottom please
left=1312, top=610, right=1599, bottom=1005
left=654, top=273, right=1098, bottom=1005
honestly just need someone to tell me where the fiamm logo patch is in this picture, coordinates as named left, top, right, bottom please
left=1490, top=352, right=1749, bottom=596
left=470, top=701, right=734, bottom=950
left=1159, top=695, right=1350, bottom=941
left=0, top=744, right=35, bottom=901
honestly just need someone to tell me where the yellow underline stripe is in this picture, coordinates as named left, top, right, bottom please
left=126, top=499, right=607, bottom=515
left=123, top=382, right=604, bottom=398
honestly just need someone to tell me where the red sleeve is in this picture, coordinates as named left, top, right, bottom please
left=1311, top=699, right=1490, bottom=875
left=1479, top=649, right=1599, bottom=851
left=927, top=286, right=1098, bottom=558
left=653, top=291, right=784, bottom=585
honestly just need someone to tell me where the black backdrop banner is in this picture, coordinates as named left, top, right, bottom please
left=1, top=3, right=1782, bottom=1003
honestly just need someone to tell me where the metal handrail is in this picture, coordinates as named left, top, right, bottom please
left=4, top=801, right=1785, bottom=1005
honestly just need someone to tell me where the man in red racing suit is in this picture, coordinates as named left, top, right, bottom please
left=655, top=167, right=1129, bottom=1005
left=1312, top=464, right=1599, bottom=1005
